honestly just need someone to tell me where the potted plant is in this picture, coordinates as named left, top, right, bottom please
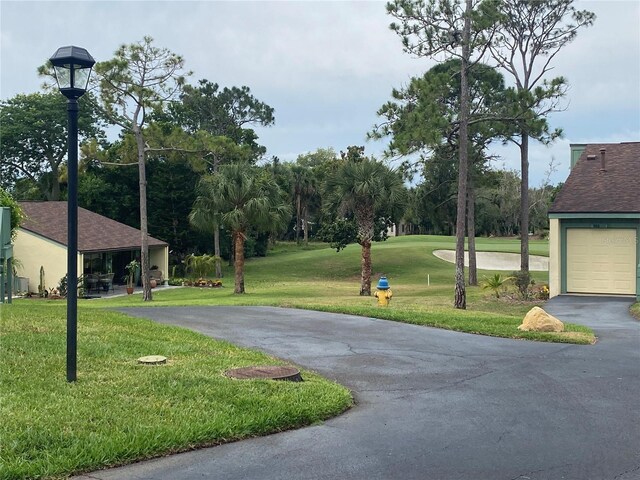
left=124, top=260, right=140, bottom=295
left=149, top=265, right=158, bottom=288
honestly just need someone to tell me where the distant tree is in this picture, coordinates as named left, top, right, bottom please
left=490, top=0, right=595, bottom=278
left=146, top=156, right=205, bottom=256
left=171, top=79, right=274, bottom=160
left=323, top=147, right=407, bottom=296
left=294, top=148, right=339, bottom=240
left=528, top=158, right=559, bottom=235
left=289, top=164, right=317, bottom=244
left=78, top=139, right=141, bottom=229
left=191, top=163, right=290, bottom=293
left=497, top=169, right=521, bottom=236
left=0, top=92, right=104, bottom=200
left=415, top=151, right=458, bottom=234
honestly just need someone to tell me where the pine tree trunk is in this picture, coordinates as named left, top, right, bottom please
left=520, top=133, right=530, bottom=277
left=467, top=168, right=477, bottom=286
left=233, top=231, right=245, bottom=294
left=454, top=0, right=472, bottom=310
left=360, top=240, right=372, bottom=296
left=134, top=125, right=152, bottom=301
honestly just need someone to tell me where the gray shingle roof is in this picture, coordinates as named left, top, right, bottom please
left=549, top=142, right=640, bottom=214
left=19, top=201, right=167, bottom=253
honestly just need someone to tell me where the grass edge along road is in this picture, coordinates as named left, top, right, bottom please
left=3, top=236, right=597, bottom=478
left=87, top=236, right=595, bottom=345
left=0, top=303, right=352, bottom=480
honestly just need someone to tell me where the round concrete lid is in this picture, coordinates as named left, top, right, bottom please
left=138, top=355, right=167, bottom=365
left=225, top=365, right=302, bottom=382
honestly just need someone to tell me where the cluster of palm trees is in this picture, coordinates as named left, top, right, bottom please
left=188, top=148, right=407, bottom=295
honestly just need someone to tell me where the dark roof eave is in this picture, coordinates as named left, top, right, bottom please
left=20, top=227, right=168, bottom=252
left=80, top=244, right=168, bottom=254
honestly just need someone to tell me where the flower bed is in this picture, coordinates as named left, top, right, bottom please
left=181, top=278, right=223, bottom=288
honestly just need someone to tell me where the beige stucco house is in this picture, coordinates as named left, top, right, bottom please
left=548, top=143, right=639, bottom=300
left=14, top=202, right=168, bottom=293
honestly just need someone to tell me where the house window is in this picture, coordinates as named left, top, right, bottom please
left=83, top=253, right=113, bottom=275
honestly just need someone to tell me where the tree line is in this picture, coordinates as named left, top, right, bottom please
left=0, top=0, right=593, bottom=307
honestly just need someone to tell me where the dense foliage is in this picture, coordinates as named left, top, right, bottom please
left=0, top=18, right=578, bottom=291
left=0, top=188, right=24, bottom=238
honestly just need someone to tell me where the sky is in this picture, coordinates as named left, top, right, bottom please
left=1, top=0, right=639, bottom=186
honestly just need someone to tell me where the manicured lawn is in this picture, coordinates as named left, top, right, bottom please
left=2, top=235, right=595, bottom=479
left=631, top=303, right=640, bottom=320
left=88, top=235, right=593, bottom=344
left=0, top=303, right=351, bottom=479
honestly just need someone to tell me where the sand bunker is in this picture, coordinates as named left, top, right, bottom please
left=432, top=250, right=548, bottom=271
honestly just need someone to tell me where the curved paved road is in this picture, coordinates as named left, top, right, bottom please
left=79, top=297, right=639, bottom=480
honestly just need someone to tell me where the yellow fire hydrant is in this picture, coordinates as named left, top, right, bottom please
left=374, top=276, right=392, bottom=307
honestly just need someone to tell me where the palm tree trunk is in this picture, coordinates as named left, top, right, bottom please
left=233, top=231, right=245, bottom=294
left=303, top=208, right=309, bottom=244
left=360, top=240, right=372, bottom=296
left=212, top=157, right=223, bottom=278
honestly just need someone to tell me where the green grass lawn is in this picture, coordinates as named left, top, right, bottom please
left=0, top=303, right=351, bottom=479
left=2, top=235, right=595, bottom=479
left=631, top=303, right=640, bottom=320
left=88, top=235, right=593, bottom=344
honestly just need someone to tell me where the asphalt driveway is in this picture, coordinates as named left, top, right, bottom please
left=78, top=296, right=639, bottom=480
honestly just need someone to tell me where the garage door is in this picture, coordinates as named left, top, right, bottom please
left=566, top=228, right=637, bottom=295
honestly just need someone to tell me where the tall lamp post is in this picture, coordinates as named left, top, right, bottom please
left=50, top=46, right=95, bottom=382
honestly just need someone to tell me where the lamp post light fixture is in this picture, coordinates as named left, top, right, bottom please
left=49, top=45, right=95, bottom=383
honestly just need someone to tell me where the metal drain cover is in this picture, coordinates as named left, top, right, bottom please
left=225, top=365, right=302, bottom=382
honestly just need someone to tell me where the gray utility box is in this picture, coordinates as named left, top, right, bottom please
left=14, top=277, right=29, bottom=293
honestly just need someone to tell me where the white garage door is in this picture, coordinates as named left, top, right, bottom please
left=566, top=228, right=637, bottom=295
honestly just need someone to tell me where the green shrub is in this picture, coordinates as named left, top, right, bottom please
left=511, top=270, right=533, bottom=300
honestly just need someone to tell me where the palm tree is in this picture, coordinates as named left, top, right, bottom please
left=188, top=137, right=251, bottom=279
left=481, top=273, right=513, bottom=298
left=188, top=197, right=223, bottom=278
left=190, top=163, right=290, bottom=293
left=324, top=151, right=407, bottom=296
left=290, top=164, right=317, bottom=244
